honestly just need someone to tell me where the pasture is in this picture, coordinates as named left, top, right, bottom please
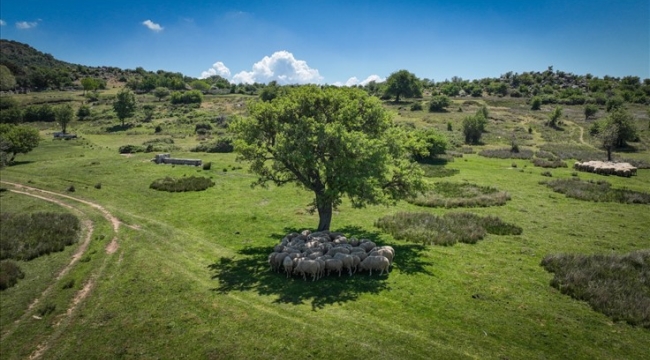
left=1, top=91, right=649, bottom=359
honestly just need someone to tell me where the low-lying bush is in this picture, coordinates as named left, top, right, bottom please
left=420, top=165, right=460, bottom=178
left=542, top=178, right=650, bottom=204
left=118, top=144, right=145, bottom=154
left=190, top=138, right=234, bottom=153
left=375, top=212, right=522, bottom=246
left=479, top=148, right=534, bottom=159
left=0, top=260, right=25, bottom=290
left=0, top=212, right=81, bottom=261
left=532, top=158, right=568, bottom=168
left=408, top=182, right=510, bottom=208
left=149, top=176, right=215, bottom=192
left=541, top=250, right=650, bottom=328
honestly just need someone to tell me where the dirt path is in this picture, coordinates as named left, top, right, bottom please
left=0, top=181, right=129, bottom=358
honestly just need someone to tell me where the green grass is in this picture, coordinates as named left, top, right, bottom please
left=0, top=94, right=649, bottom=359
left=542, top=178, right=650, bottom=204
left=408, top=181, right=511, bottom=208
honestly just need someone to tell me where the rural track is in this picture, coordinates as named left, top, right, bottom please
left=0, top=181, right=132, bottom=358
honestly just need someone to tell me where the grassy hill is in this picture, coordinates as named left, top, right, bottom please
left=0, top=43, right=649, bottom=359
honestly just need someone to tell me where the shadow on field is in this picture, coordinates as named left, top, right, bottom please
left=208, top=226, right=433, bottom=310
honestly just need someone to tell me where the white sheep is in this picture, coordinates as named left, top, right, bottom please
left=369, top=248, right=394, bottom=264
left=359, top=255, right=390, bottom=276
left=294, top=259, right=321, bottom=281
left=282, top=255, right=294, bottom=278
left=333, top=253, right=355, bottom=276
left=325, top=258, right=343, bottom=277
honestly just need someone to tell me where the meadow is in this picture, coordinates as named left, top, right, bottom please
left=1, top=90, right=649, bottom=359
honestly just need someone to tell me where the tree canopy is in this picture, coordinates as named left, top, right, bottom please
left=113, top=89, right=137, bottom=126
left=383, top=70, right=422, bottom=102
left=232, top=85, right=425, bottom=231
left=0, top=124, right=40, bottom=163
left=54, top=104, right=74, bottom=133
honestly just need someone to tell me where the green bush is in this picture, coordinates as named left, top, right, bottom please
left=77, top=104, right=91, bottom=120
left=118, top=144, right=145, bottom=154
left=202, top=162, right=212, bottom=170
left=149, top=176, right=215, bottom=192
left=541, top=250, right=650, bottom=328
left=542, top=178, right=650, bottom=204
left=375, top=212, right=522, bottom=246
left=478, top=148, right=534, bottom=159
left=0, top=212, right=81, bottom=261
left=0, top=260, right=25, bottom=290
left=407, top=182, right=510, bottom=208
left=23, top=104, right=55, bottom=122
left=410, top=102, right=423, bottom=111
left=428, top=95, right=451, bottom=112
left=170, top=90, right=204, bottom=105
left=530, top=96, right=542, bottom=110
left=190, top=138, right=234, bottom=153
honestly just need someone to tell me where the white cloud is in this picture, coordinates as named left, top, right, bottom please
left=142, top=20, right=163, bottom=32
left=200, top=61, right=231, bottom=79
left=359, top=75, right=385, bottom=85
left=0, top=20, right=6, bottom=26
left=16, top=20, right=39, bottom=29
left=231, top=51, right=323, bottom=85
left=336, top=75, right=385, bottom=87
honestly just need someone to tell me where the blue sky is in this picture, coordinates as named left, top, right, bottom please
left=1, top=0, right=648, bottom=85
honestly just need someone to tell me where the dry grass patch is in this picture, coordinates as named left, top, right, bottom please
left=408, top=182, right=510, bottom=208
left=542, top=178, right=650, bottom=204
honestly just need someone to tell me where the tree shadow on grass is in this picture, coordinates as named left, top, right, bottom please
left=105, top=124, right=134, bottom=133
left=209, top=225, right=433, bottom=310
left=6, top=160, right=34, bottom=167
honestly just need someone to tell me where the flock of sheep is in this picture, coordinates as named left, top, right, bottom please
left=573, top=161, right=638, bottom=177
left=268, top=230, right=395, bottom=281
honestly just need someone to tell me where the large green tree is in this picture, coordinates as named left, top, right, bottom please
left=383, top=70, right=422, bottom=102
left=0, top=124, right=40, bottom=162
left=113, top=89, right=137, bottom=126
left=54, top=104, right=74, bottom=133
left=232, top=86, right=425, bottom=231
left=0, top=65, right=17, bottom=91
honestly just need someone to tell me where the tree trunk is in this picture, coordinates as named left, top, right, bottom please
left=606, top=147, right=612, bottom=161
left=316, top=196, right=333, bottom=232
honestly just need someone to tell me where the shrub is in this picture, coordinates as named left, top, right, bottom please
left=542, top=178, right=650, bottom=204
left=170, top=90, right=204, bottom=105
left=195, top=123, right=213, bottom=134
left=190, top=138, right=234, bottom=153
left=77, top=104, right=91, bottom=120
left=37, top=302, right=56, bottom=317
left=447, top=122, right=453, bottom=131
left=67, top=184, right=76, bottom=192
left=532, top=158, right=567, bottom=168
left=541, top=250, right=650, bottom=328
left=61, top=278, right=75, bottom=289
left=531, top=97, right=542, bottom=110
left=0, top=260, right=25, bottom=290
left=23, top=104, right=55, bottom=122
left=149, top=176, right=215, bottom=192
left=0, top=212, right=81, bottom=261
left=154, top=125, right=162, bottom=133
left=118, top=144, right=145, bottom=154
left=410, top=102, right=423, bottom=111
left=375, top=212, right=521, bottom=246
left=202, top=162, right=212, bottom=170
left=428, top=95, right=451, bottom=112
left=142, top=137, right=177, bottom=153
left=478, top=148, right=534, bottom=159
left=94, top=183, right=102, bottom=189
left=407, top=182, right=510, bottom=208
left=541, top=171, right=553, bottom=177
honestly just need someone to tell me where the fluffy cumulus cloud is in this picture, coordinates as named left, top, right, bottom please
left=142, top=20, right=163, bottom=32
left=231, top=51, right=323, bottom=84
left=200, top=61, right=231, bottom=79
left=0, top=20, right=6, bottom=26
left=16, top=20, right=39, bottom=29
left=335, top=75, right=385, bottom=87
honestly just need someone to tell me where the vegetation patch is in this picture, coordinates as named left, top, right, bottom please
left=142, top=137, right=178, bottom=153
left=419, top=164, right=459, bottom=178
left=479, top=148, right=534, bottom=159
left=541, top=250, right=650, bottom=328
left=149, top=176, right=215, bottom=192
left=532, top=158, right=568, bottom=168
left=190, top=137, right=234, bottom=153
left=542, top=178, right=650, bottom=204
left=408, top=182, right=510, bottom=208
left=0, top=260, right=25, bottom=290
left=375, top=212, right=522, bottom=246
left=118, top=144, right=145, bottom=154
left=0, top=212, right=80, bottom=261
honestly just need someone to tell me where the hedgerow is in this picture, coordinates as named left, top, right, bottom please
left=479, top=148, right=534, bottom=159
left=541, top=250, right=650, bottom=328
left=375, top=212, right=522, bottom=246
left=149, top=176, right=215, bottom=192
left=0, top=212, right=81, bottom=261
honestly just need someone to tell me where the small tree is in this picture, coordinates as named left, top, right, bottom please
left=606, top=96, right=624, bottom=112
left=409, top=128, right=448, bottom=161
left=77, top=104, right=91, bottom=120
left=584, top=104, right=598, bottom=120
left=547, top=106, right=563, bottom=128
left=0, top=124, right=40, bottom=162
left=462, top=114, right=487, bottom=144
left=428, top=95, right=451, bottom=112
left=232, top=85, right=425, bottom=231
left=383, top=70, right=422, bottom=102
left=153, top=87, right=170, bottom=101
left=142, top=105, right=155, bottom=122
left=113, top=89, right=137, bottom=126
left=80, top=77, right=100, bottom=95
left=54, top=104, right=74, bottom=133
left=606, top=108, right=637, bottom=148
left=599, top=123, right=619, bottom=161
left=0, top=65, right=17, bottom=91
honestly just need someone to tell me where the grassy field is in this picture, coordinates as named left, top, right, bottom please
left=1, top=91, right=649, bottom=359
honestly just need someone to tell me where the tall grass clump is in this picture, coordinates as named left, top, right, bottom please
left=541, top=250, right=650, bottom=328
left=542, top=178, right=650, bottom=204
left=0, top=260, right=25, bottom=290
left=190, top=137, right=234, bottom=153
left=419, top=165, right=460, bottom=178
left=479, top=148, right=534, bottom=159
left=0, top=212, right=81, bottom=261
left=149, top=176, right=215, bottom=192
left=375, top=212, right=522, bottom=246
left=532, top=158, right=568, bottom=168
left=408, top=182, right=510, bottom=208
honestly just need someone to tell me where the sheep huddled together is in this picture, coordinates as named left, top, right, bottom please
left=573, top=161, right=637, bottom=177
left=268, top=230, right=395, bottom=281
